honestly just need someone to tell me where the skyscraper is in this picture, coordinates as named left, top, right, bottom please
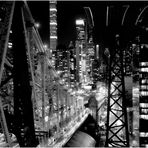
left=69, top=41, right=76, bottom=88
left=84, top=7, right=95, bottom=84
left=56, top=44, right=69, bottom=87
left=139, top=44, right=148, bottom=147
left=49, top=0, right=57, bottom=67
left=75, top=18, right=87, bottom=86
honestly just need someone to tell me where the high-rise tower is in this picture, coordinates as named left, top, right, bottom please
left=49, top=0, right=57, bottom=67
left=139, top=44, right=148, bottom=147
left=75, top=18, right=87, bottom=86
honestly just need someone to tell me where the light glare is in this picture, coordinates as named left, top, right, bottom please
left=76, top=19, right=85, bottom=26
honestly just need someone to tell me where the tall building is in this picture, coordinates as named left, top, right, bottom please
left=75, top=18, right=86, bottom=44
left=92, top=44, right=100, bottom=85
left=123, top=44, right=133, bottom=76
left=84, top=7, right=95, bottom=84
left=49, top=0, right=57, bottom=67
left=56, top=44, right=70, bottom=87
left=62, top=48, right=69, bottom=86
left=56, top=44, right=64, bottom=72
left=86, top=41, right=95, bottom=82
left=92, top=59, right=100, bottom=84
left=69, top=41, right=76, bottom=88
left=139, top=44, right=148, bottom=147
left=75, top=18, right=87, bottom=86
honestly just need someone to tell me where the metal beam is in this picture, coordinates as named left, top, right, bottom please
left=105, top=34, right=129, bottom=147
left=0, top=2, right=15, bottom=146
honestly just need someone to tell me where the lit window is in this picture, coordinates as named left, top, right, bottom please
left=140, top=115, right=148, bottom=120
left=76, top=19, right=85, bottom=26
left=50, top=36, right=57, bottom=39
left=140, top=103, right=148, bottom=108
left=142, top=79, right=148, bottom=84
left=141, top=68, right=148, bottom=72
left=50, top=22, right=57, bottom=26
left=141, top=109, right=148, bottom=114
left=141, top=91, right=148, bottom=96
left=141, top=85, right=148, bottom=90
left=140, top=62, right=148, bottom=66
left=140, top=132, right=148, bottom=137
left=50, top=8, right=57, bottom=12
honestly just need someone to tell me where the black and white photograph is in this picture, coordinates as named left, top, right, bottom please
left=0, top=0, right=148, bottom=147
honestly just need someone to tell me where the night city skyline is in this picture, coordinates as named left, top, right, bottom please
left=1, top=1, right=148, bottom=147
left=28, top=1, right=148, bottom=47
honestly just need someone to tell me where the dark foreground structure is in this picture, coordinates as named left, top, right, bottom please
left=64, top=114, right=100, bottom=147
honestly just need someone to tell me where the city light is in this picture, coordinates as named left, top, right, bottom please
left=50, top=36, right=57, bottom=39
left=8, top=42, right=12, bottom=48
left=35, top=22, right=40, bottom=28
left=50, top=8, right=57, bottom=12
left=76, top=19, right=85, bottom=26
left=50, top=22, right=57, bottom=25
left=43, top=44, right=48, bottom=51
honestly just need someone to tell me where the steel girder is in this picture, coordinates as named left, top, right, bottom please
left=105, top=34, right=129, bottom=147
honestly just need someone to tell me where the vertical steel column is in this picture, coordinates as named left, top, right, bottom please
left=56, top=82, right=60, bottom=136
left=68, top=92, right=71, bottom=120
left=22, top=9, right=37, bottom=120
left=105, top=34, right=129, bottom=147
left=40, top=53, right=46, bottom=130
left=0, top=98, right=12, bottom=146
left=60, top=86, right=64, bottom=128
left=76, top=41, right=80, bottom=86
left=65, top=88, right=68, bottom=121
left=12, top=2, right=37, bottom=147
left=0, top=2, right=15, bottom=146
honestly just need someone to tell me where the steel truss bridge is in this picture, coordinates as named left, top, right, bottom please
left=0, top=1, right=92, bottom=147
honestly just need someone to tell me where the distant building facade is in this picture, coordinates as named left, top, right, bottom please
left=49, top=0, right=57, bottom=67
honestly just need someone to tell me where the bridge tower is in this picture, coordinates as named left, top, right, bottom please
left=105, top=34, right=129, bottom=147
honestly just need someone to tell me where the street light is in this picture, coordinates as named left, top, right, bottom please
left=43, top=44, right=48, bottom=51
left=35, top=22, right=40, bottom=28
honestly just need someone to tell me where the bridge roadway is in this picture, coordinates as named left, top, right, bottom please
left=1, top=107, right=101, bottom=147
left=0, top=109, right=90, bottom=147
left=48, top=109, right=90, bottom=147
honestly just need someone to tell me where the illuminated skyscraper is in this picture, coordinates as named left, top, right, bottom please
left=69, top=41, right=76, bottom=88
left=75, top=18, right=86, bottom=43
left=56, top=44, right=69, bottom=87
left=56, top=45, right=64, bottom=71
left=139, top=44, right=148, bottom=147
left=84, top=7, right=95, bottom=83
left=49, top=0, right=57, bottom=67
left=75, top=18, right=87, bottom=86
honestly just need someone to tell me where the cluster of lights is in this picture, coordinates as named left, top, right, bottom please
left=50, top=36, right=57, bottom=39
left=8, top=42, right=12, bottom=48
left=139, top=48, right=148, bottom=146
left=75, top=19, right=85, bottom=26
left=50, top=22, right=57, bottom=26
left=35, top=22, right=40, bottom=28
left=49, top=0, right=57, bottom=68
left=50, top=8, right=57, bottom=12
left=43, top=44, right=48, bottom=52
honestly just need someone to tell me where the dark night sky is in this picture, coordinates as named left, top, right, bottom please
left=28, top=1, right=148, bottom=47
